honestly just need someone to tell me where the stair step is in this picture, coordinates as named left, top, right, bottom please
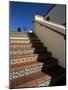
left=10, top=39, right=41, bottom=44
left=42, top=65, right=66, bottom=85
left=10, top=54, right=39, bottom=65
left=10, top=40, right=43, bottom=46
left=10, top=44, right=32, bottom=50
left=10, top=38, right=40, bottom=42
left=10, top=36, right=29, bottom=40
left=10, top=47, right=48, bottom=56
left=10, top=34, right=29, bottom=37
left=10, top=39, right=31, bottom=44
left=10, top=61, right=43, bottom=72
left=10, top=32, right=28, bottom=35
left=10, top=48, right=35, bottom=56
left=10, top=32, right=37, bottom=38
left=10, top=45, right=47, bottom=51
left=10, top=61, right=43, bottom=79
left=10, top=33, right=29, bottom=37
left=9, top=32, right=66, bottom=88
left=10, top=71, right=51, bottom=88
left=10, top=36, right=40, bottom=40
left=10, top=34, right=38, bottom=39
left=10, top=42, right=43, bottom=46
left=10, top=52, right=52, bottom=65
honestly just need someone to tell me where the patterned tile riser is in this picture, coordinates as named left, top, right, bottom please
left=10, top=32, right=28, bottom=35
left=10, top=49, right=34, bottom=55
left=10, top=37, right=30, bottom=40
left=10, top=37, right=39, bottom=41
left=10, top=34, right=29, bottom=38
left=10, top=44, right=32, bottom=49
left=11, top=56, right=38, bottom=64
left=10, top=39, right=39, bottom=44
left=10, top=40, right=31, bottom=44
left=10, top=65, right=43, bottom=80
left=10, top=32, right=28, bottom=34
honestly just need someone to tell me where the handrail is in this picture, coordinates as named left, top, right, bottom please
left=33, top=15, right=66, bottom=39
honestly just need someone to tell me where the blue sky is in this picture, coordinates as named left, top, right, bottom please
left=9, top=1, right=54, bottom=32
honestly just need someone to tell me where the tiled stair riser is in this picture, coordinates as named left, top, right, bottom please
left=10, top=32, right=28, bottom=35
left=10, top=40, right=31, bottom=44
left=10, top=39, right=40, bottom=44
left=10, top=49, right=35, bottom=55
left=10, top=35, right=29, bottom=37
left=11, top=55, right=38, bottom=65
left=10, top=65, right=43, bottom=80
left=10, top=37, right=39, bottom=40
left=10, top=44, right=44, bottom=51
left=10, top=37, right=30, bottom=40
left=10, top=44, right=32, bottom=50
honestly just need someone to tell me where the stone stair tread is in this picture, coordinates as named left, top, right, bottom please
left=10, top=61, right=43, bottom=72
left=10, top=71, right=51, bottom=88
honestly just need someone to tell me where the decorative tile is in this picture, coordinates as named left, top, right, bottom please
left=10, top=40, right=31, bottom=44
left=10, top=64, right=43, bottom=80
left=11, top=55, right=38, bottom=64
left=10, top=49, right=34, bottom=55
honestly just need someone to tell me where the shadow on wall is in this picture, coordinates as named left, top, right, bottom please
left=28, top=33, right=66, bottom=86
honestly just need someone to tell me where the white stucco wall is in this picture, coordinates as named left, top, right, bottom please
left=44, top=5, right=66, bottom=25
left=33, top=15, right=66, bottom=68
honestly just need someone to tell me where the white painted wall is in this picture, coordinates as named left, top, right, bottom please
left=33, top=15, right=66, bottom=68
left=44, top=5, right=66, bottom=25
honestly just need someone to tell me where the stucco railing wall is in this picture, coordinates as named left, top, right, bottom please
left=33, top=15, right=66, bottom=68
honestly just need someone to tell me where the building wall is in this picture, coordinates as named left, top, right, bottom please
left=44, top=5, right=66, bottom=25
left=33, top=15, right=65, bottom=68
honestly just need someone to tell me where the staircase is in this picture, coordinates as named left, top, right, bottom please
left=9, top=32, right=66, bottom=89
